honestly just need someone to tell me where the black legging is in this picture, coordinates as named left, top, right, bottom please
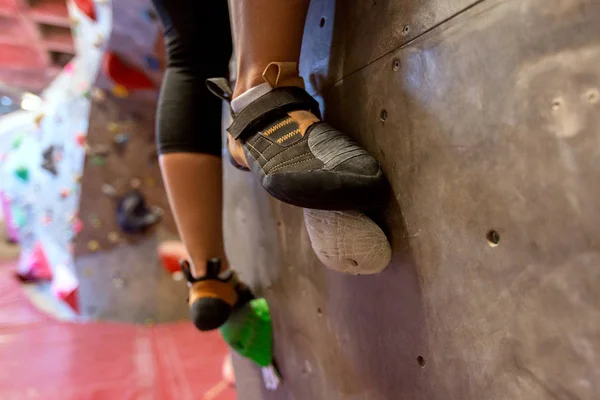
left=152, top=0, right=232, bottom=157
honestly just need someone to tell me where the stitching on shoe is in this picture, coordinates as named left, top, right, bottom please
left=266, top=152, right=311, bottom=173
left=245, top=142, right=269, bottom=162
left=270, top=157, right=315, bottom=174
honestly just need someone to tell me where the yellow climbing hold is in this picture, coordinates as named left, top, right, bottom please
left=145, top=177, right=155, bottom=187
left=90, top=217, right=102, bottom=229
left=112, top=84, right=129, bottom=98
left=87, top=240, right=100, bottom=251
left=107, top=122, right=119, bottom=132
left=107, top=231, right=120, bottom=243
left=34, top=113, right=44, bottom=126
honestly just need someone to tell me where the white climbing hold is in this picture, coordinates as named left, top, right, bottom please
left=303, top=209, right=392, bottom=275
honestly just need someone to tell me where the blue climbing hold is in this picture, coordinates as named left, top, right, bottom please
left=145, top=55, right=160, bottom=71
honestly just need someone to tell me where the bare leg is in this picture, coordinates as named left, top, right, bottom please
left=160, top=154, right=229, bottom=277
left=231, top=0, right=310, bottom=98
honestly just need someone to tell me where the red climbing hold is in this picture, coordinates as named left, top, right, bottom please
left=15, top=241, right=53, bottom=282
left=73, top=0, right=96, bottom=21
left=103, top=52, right=154, bottom=91
left=158, top=240, right=189, bottom=275
left=75, top=133, right=86, bottom=147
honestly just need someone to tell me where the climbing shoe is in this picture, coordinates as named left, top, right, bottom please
left=206, top=62, right=387, bottom=210
left=180, top=258, right=253, bottom=332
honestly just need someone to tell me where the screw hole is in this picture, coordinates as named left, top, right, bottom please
left=379, top=109, right=388, bottom=122
left=552, top=98, right=562, bottom=110
left=486, top=230, right=500, bottom=247
left=350, top=259, right=358, bottom=266
left=392, top=58, right=401, bottom=71
left=317, top=308, right=323, bottom=316
left=586, top=89, right=599, bottom=104
left=417, top=356, right=425, bottom=367
left=402, top=25, right=410, bottom=35
left=319, top=17, right=325, bottom=28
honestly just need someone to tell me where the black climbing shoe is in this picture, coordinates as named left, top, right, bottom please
left=206, top=62, right=388, bottom=210
left=181, top=258, right=253, bottom=331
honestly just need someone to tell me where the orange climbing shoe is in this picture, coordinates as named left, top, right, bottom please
left=206, top=62, right=388, bottom=210
left=180, top=258, right=253, bottom=331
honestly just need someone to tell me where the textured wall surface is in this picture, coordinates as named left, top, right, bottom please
left=228, top=0, right=600, bottom=399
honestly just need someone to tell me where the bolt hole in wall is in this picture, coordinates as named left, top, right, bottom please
left=380, top=109, right=388, bottom=122
left=402, top=25, right=410, bottom=35
left=320, top=17, right=325, bottom=28
left=417, top=356, right=425, bottom=368
left=392, top=58, right=401, bottom=71
left=317, top=308, right=323, bottom=316
left=552, top=98, right=562, bottom=110
left=486, top=229, right=500, bottom=247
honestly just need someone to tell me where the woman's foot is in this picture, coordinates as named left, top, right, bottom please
left=181, top=258, right=253, bottom=331
left=207, top=62, right=388, bottom=211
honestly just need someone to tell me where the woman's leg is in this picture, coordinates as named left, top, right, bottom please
left=230, top=0, right=310, bottom=99
left=153, top=0, right=232, bottom=278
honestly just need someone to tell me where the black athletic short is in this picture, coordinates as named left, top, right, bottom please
left=151, top=0, right=232, bottom=157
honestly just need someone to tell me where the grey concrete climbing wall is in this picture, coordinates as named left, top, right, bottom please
left=227, top=0, right=600, bottom=399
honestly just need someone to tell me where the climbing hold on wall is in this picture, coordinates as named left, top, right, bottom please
left=90, top=215, right=102, bottom=228
left=144, top=55, right=160, bottom=71
left=75, top=133, right=86, bottom=147
left=60, top=188, right=71, bottom=199
left=91, top=154, right=106, bottom=166
left=103, top=52, right=154, bottom=91
left=90, top=144, right=110, bottom=157
left=14, top=167, right=29, bottom=182
left=15, top=241, right=53, bottom=282
left=34, top=113, right=44, bottom=127
left=72, top=217, right=83, bottom=234
left=220, top=298, right=274, bottom=368
left=87, top=240, right=100, bottom=251
left=112, top=276, right=125, bottom=289
left=91, top=88, right=106, bottom=102
left=11, top=135, right=23, bottom=149
left=101, top=183, right=118, bottom=197
left=111, top=84, right=129, bottom=98
left=144, top=318, right=155, bottom=326
left=116, top=190, right=161, bottom=233
left=73, top=0, right=95, bottom=21
left=41, top=214, right=52, bottom=226
left=304, top=209, right=392, bottom=275
left=93, top=34, right=104, bottom=48
left=64, top=62, right=75, bottom=75
left=157, top=240, right=189, bottom=275
left=113, top=133, right=129, bottom=146
left=130, top=178, right=141, bottom=189
left=107, top=122, right=120, bottom=132
left=41, top=146, right=58, bottom=175
left=107, top=231, right=120, bottom=243
left=141, top=8, right=157, bottom=22
left=11, top=206, right=26, bottom=228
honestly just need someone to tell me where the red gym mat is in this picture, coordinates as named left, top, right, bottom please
left=0, top=261, right=235, bottom=400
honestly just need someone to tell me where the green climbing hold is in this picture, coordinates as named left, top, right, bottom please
left=11, top=206, right=26, bottom=228
left=220, top=298, right=273, bottom=367
left=15, top=167, right=29, bottom=182
left=11, top=135, right=23, bottom=149
left=91, top=155, right=106, bottom=166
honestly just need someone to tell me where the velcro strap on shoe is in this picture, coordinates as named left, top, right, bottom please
left=228, top=87, right=320, bottom=140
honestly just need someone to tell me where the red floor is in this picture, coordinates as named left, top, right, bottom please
left=0, top=261, right=236, bottom=400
